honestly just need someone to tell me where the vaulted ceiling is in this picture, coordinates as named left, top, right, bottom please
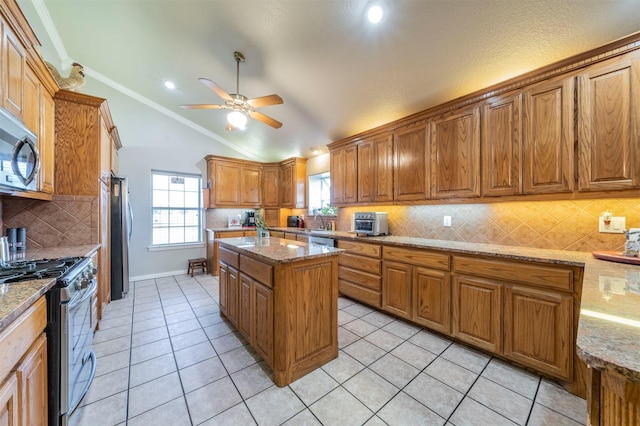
left=17, top=0, right=640, bottom=162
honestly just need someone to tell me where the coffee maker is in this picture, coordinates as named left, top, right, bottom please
left=243, top=210, right=256, bottom=227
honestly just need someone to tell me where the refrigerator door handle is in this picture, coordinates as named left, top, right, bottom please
left=127, top=201, right=133, bottom=241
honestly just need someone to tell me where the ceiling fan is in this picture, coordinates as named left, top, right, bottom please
left=180, top=51, right=283, bottom=130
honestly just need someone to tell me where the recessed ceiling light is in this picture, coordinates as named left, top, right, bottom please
left=367, top=5, right=383, bottom=24
left=164, top=80, right=176, bottom=90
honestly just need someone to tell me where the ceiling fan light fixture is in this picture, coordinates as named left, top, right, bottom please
left=367, top=4, right=384, bottom=23
left=227, top=110, right=248, bottom=129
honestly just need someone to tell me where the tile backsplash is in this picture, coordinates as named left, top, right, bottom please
left=1, top=195, right=99, bottom=249
left=338, top=198, right=640, bottom=253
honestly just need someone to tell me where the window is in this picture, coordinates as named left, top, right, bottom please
left=151, top=170, right=202, bottom=246
left=308, top=172, right=337, bottom=215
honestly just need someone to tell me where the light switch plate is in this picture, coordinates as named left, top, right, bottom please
left=599, top=215, right=626, bottom=233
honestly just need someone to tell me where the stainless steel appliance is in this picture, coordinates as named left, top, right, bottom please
left=111, top=177, right=132, bottom=300
left=354, top=212, right=389, bottom=236
left=1, top=256, right=97, bottom=426
left=308, top=235, right=336, bottom=247
left=243, top=210, right=256, bottom=227
left=0, top=107, right=39, bottom=192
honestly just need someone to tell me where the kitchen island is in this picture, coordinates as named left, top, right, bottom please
left=216, top=236, right=343, bottom=387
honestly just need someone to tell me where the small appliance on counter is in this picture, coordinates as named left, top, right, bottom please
left=287, top=215, right=299, bottom=228
left=244, top=210, right=256, bottom=227
left=354, top=212, right=389, bottom=236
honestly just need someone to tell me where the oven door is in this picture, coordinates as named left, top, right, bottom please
left=62, top=278, right=97, bottom=418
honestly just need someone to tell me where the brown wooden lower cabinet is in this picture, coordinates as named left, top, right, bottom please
left=337, top=240, right=382, bottom=308
left=587, top=367, right=640, bottom=426
left=452, top=274, right=503, bottom=353
left=504, top=285, right=573, bottom=380
left=0, top=297, right=48, bottom=426
left=342, top=241, right=583, bottom=393
left=218, top=243, right=338, bottom=386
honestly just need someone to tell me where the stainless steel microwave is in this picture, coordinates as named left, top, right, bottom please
left=0, top=107, right=39, bottom=192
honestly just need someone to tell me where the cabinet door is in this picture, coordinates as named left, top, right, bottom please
left=219, top=263, right=228, bottom=315
left=226, top=266, right=240, bottom=328
left=39, top=91, right=55, bottom=194
left=359, top=134, right=394, bottom=203
left=17, top=334, right=47, bottom=426
left=413, top=267, right=451, bottom=334
left=522, top=75, right=574, bottom=194
left=482, top=93, right=522, bottom=196
left=239, top=274, right=252, bottom=338
left=262, top=166, right=280, bottom=207
left=394, top=124, right=429, bottom=201
left=0, top=373, right=18, bottom=426
left=2, top=24, right=25, bottom=119
left=504, top=286, right=573, bottom=380
left=330, top=145, right=357, bottom=205
left=577, top=55, right=640, bottom=191
left=240, top=165, right=261, bottom=206
left=23, top=66, right=39, bottom=134
left=452, top=274, right=502, bottom=353
left=431, top=106, right=481, bottom=199
left=253, top=281, right=274, bottom=366
left=357, top=139, right=374, bottom=203
left=214, top=163, right=241, bottom=205
left=382, top=261, right=412, bottom=320
left=280, top=161, right=293, bottom=206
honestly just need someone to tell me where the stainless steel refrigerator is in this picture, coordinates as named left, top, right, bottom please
left=111, top=177, right=132, bottom=300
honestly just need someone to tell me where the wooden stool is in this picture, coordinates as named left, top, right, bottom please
left=188, top=258, right=208, bottom=276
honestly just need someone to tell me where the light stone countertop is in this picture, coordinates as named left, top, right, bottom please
left=216, top=236, right=343, bottom=264
left=0, top=244, right=100, bottom=334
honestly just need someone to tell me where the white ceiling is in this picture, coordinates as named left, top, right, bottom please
left=16, top=0, right=640, bottom=162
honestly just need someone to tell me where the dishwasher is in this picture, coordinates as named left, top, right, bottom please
left=308, top=235, right=336, bottom=247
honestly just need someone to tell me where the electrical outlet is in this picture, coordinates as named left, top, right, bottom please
left=443, top=216, right=452, bottom=227
left=599, top=215, right=626, bottom=233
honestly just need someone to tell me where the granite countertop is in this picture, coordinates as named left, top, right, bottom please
left=216, top=236, right=343, bottom=264
left=270, top=228, right=640, bottom=383
left=0, top=244, right=101, bottom=334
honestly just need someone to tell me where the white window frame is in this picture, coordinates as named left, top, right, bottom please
left=150, top=170, right=202, bottom=248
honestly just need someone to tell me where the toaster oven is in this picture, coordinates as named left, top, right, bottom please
left=354, top=212, right=389, bottom=236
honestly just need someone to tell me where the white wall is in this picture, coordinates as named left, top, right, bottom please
left=78, top=79, right=250, bottom=280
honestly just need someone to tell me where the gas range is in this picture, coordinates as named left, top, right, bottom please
left=0, top=256, right=87, bottom=284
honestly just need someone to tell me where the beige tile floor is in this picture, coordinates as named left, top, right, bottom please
left=69, top=273, right=587, bottom=426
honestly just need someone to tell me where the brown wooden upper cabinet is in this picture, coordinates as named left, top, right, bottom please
left=430, top=105, right=481, bottom=199
left=279, top=157, right=307, bottom=209
left=261, top=164, right=280, bottom=207
left=206, top=156, right=262, bottom=208
left=482, top=93, right=522, bottom=197
left=357, top=133, right=393, bottom=203
left=330, top=144, right=357, bottom=205
left=2, top=20, right=26, bottom=119
left=577, top=52, right=640, bottom=191
left=393, top=123, right=429, bottom=201
left=522, top=75, right=575, bottom=194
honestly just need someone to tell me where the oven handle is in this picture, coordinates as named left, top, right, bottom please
left=68, top=350, right=97, bottom=416
left=67, top=279, right=97, bottom=309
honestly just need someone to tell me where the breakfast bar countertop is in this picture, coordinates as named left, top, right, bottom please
left=0, top=244, right=101, bottom=334
left=216, top=236, right=343, bottom=264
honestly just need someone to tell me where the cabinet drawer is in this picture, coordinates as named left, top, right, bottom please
left=339, top=280, right=381, bottom=308
left=296, top=235, right=309, bottom=243
left=339, top=253, right=381, bottom=274
left=454, top=256, right=573, bottom=291
left=338, top=266, right=381, bottom=291
left=337, top=240, right=381, bottom=258
left=240, top=255, right=273, bottom=288
left=383, top=246, right=450, bottom=271
left=216, top=231, right=245, bottom=239
left=270, top=231, right=285, bottom=238
left=219, top=246, right=239, bottom=268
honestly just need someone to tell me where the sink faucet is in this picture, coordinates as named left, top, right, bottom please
left=314, top=212, right=326, bottom=230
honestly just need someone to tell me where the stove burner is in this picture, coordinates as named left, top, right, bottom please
left=0, top=256, right=85, bottom=283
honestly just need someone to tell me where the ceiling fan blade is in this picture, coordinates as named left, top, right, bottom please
left=198, top=78, right=232, bottom=101
left=247, top=94, right=283, bottom=108
left=248, top=110, right=282, bottom=129
left=179, top=104, right=227, bottom=110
